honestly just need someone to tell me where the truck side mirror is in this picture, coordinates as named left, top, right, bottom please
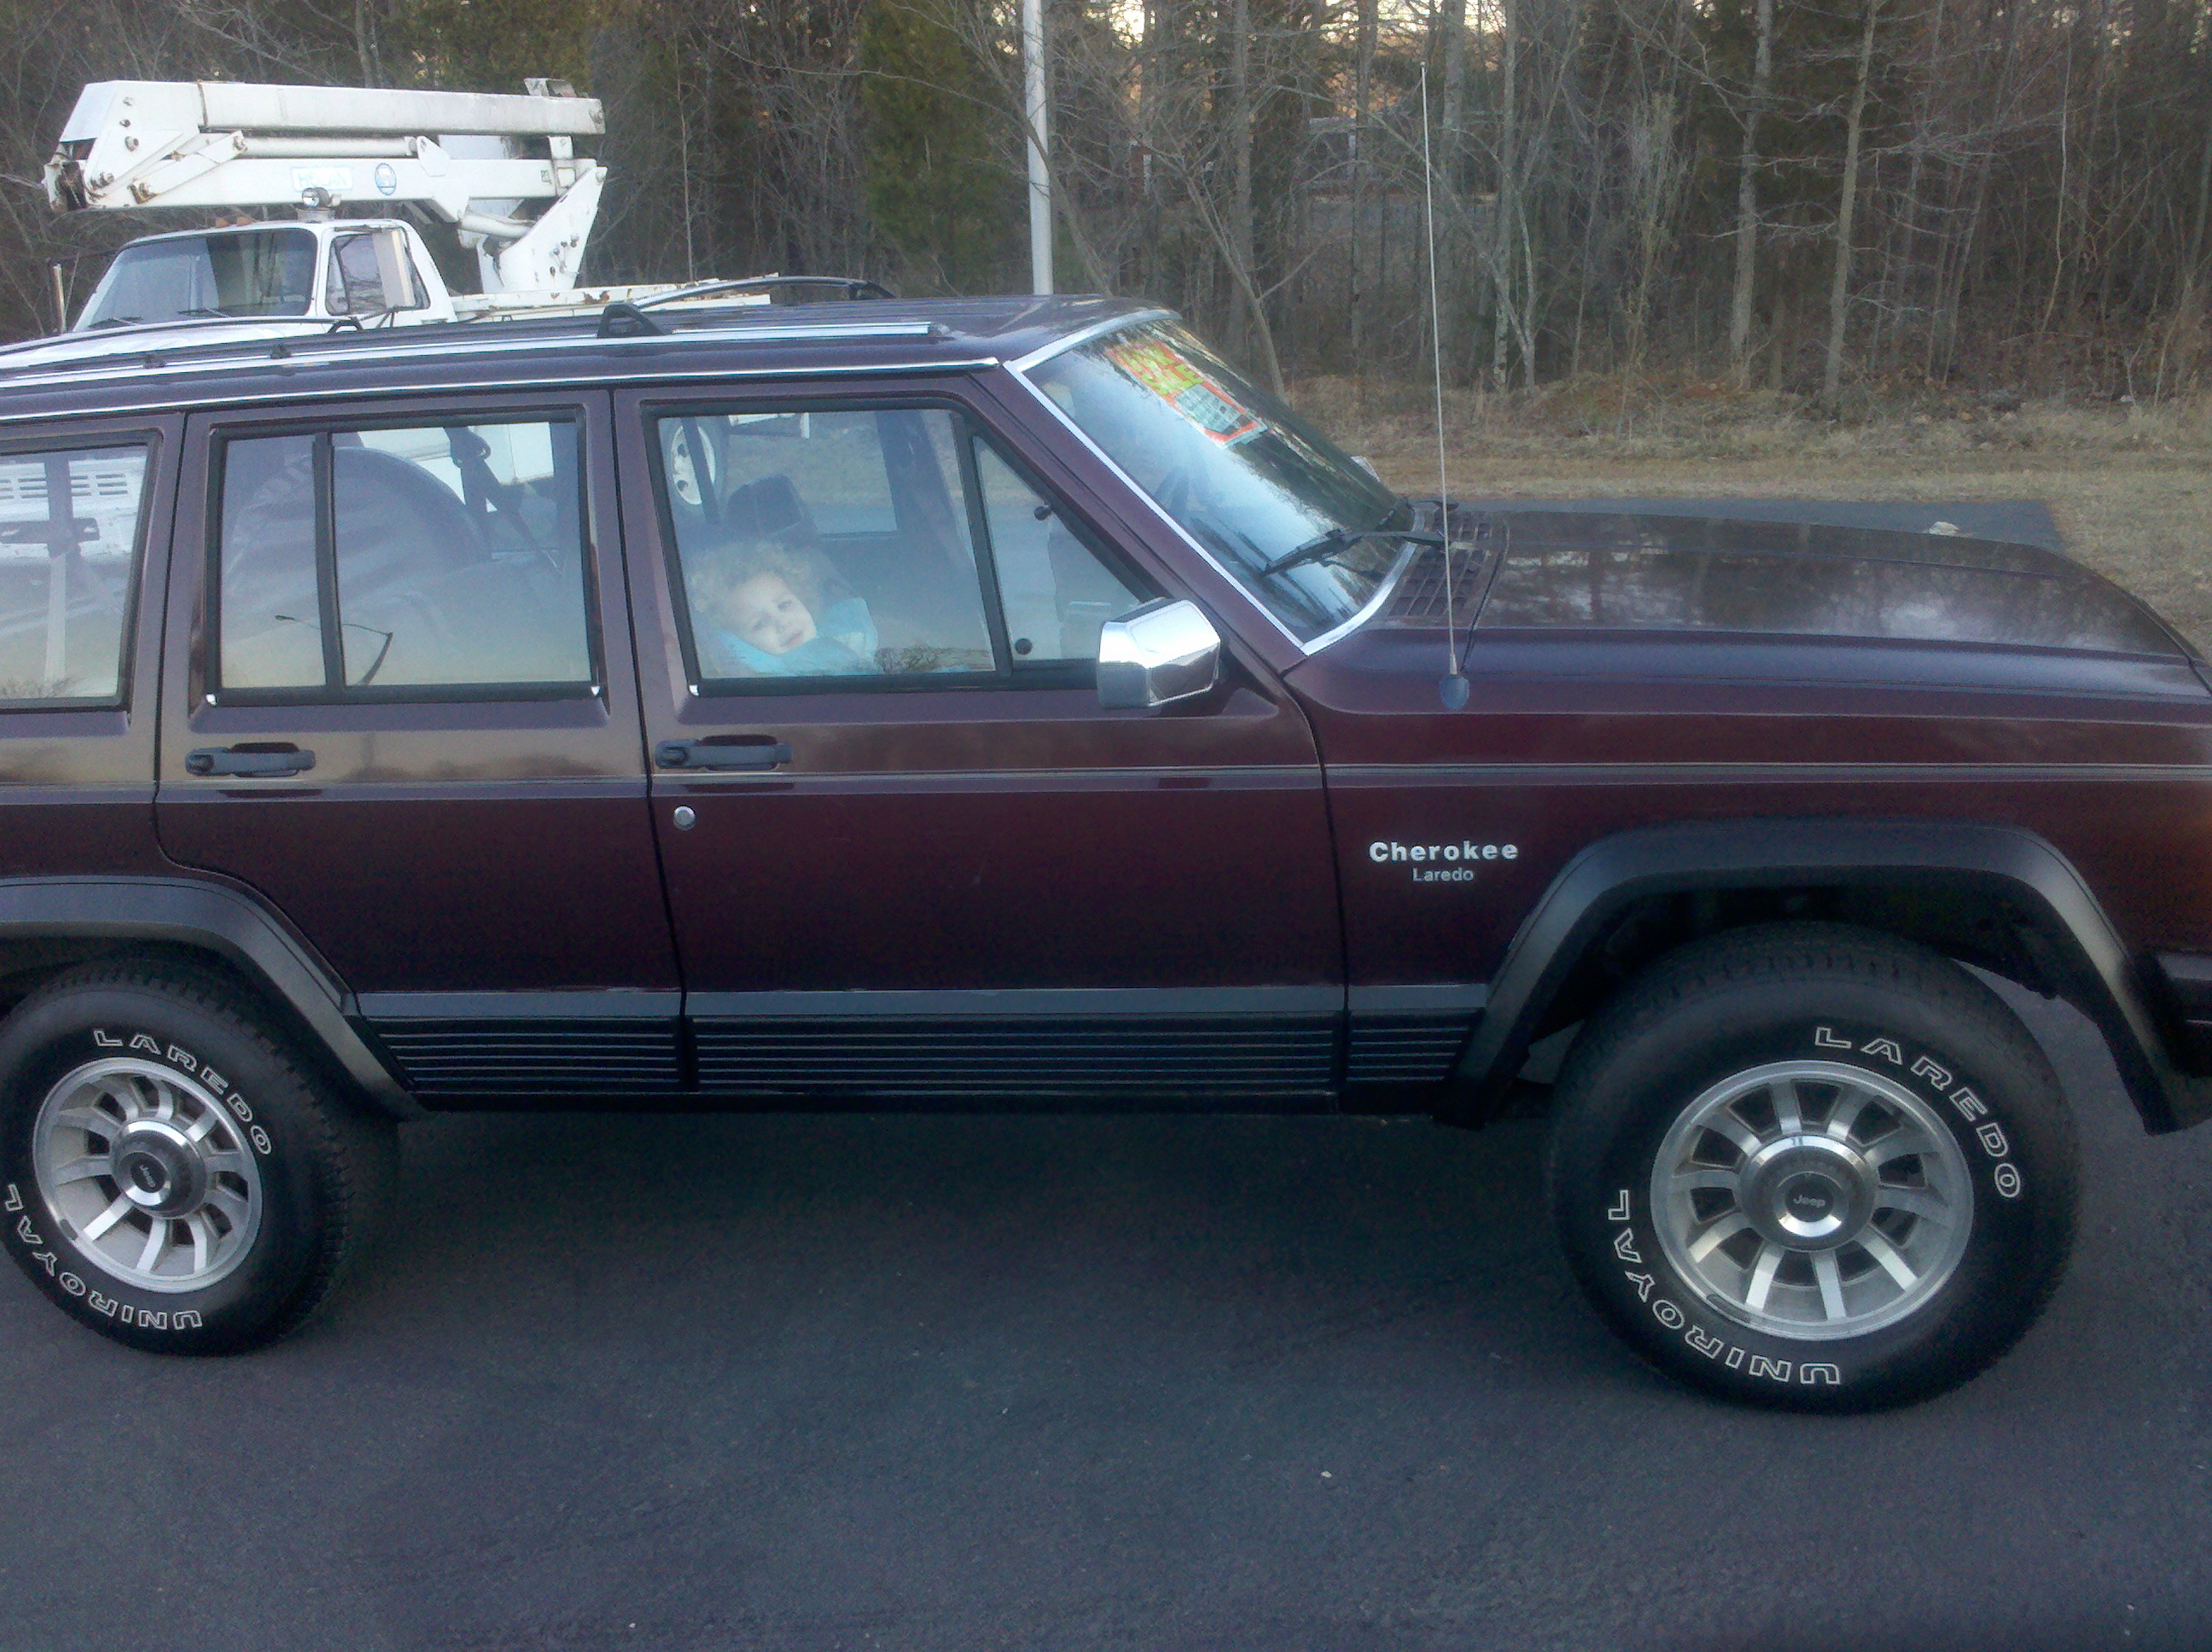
left=1097, top=598, right=1221, bottom=710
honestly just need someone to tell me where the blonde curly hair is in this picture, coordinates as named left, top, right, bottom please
left=686, top=538, right=828, bottom=625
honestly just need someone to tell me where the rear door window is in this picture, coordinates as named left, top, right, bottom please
left=0, top=443, right=150, bottom=703
left=214, top=418, right=593, bottom=696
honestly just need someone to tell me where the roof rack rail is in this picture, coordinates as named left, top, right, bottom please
left=631, top=276, right=896, bottom=311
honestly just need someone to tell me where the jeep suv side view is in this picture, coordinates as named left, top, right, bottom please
left=0, top=296, right=2204, bottom=1410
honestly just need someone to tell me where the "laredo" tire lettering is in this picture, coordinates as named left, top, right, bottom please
left=91, top=1030, right=265, bottom=1155
left=1814, top=1025, right=2023, bottom=1200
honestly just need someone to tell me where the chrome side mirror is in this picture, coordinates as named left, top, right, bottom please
left=1097, top=598, right=1220, bottom=710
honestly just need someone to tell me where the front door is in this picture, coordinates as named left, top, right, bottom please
left=158, top=391, right=682, bottom=1098
left=616, top=381, right=1342, bottom=1100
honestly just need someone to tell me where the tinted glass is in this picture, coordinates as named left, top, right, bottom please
left=218, top=434, right=320, bottom=689
left=658, top=409, right=994, bottom=682
left=0, top=445, right=148, bottom=701
left=971, top=442, right=1143, bottom=665
left=216, top=420, right=592, bottom=695
left=80, top=229, right=317, bottom=327
left=1024, top=319, right=1406, bottom=643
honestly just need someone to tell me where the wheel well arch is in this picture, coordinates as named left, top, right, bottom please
left=0, top=879, right=414, bottom=1120
left=1449, top=819, right=2207, bottom=1136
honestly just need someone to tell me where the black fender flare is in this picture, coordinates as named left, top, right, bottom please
left=0, top=875, right=416, bottom=1120
left=1449, top=819, right=2208, bottom=1135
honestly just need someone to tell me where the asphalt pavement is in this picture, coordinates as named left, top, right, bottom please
left=0, top=980, right=2205, bottom=1651
left=0, top=498, right=2201, bottom=1651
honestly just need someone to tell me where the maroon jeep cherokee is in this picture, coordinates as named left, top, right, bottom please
left=0, top=295, right=2203, bottom=1409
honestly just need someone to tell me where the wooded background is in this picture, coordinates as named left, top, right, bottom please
left=3, top=0, right=2209, bottom=402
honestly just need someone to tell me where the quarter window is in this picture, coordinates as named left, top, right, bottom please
left=214, top=418, right=593, bottom=697
left=0, top=443, right=148, bottom=704
left=656, top=408, right=996, bottom=683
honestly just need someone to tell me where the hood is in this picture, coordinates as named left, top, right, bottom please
left=1375, top=509, right=2184, bottom=659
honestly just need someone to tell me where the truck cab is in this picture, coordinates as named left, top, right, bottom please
left=74, top=219, right=457, bottom=334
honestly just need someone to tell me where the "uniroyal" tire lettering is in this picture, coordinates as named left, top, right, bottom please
left=1607, top=1187, right=1847, bottom=1387
left=14, top=1050, right=232, bottom=1332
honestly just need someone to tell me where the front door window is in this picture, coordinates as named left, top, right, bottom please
left=657, top=408, right=996, bottom=683
left=654, top=404, right=1147, bottom=690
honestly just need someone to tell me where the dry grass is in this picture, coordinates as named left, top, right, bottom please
left=1298, top=375, right=2212, bottom=652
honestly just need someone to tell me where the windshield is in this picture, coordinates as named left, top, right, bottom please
left=77, top=229, right=319, bottom=329
left=1023, top=319, right=1406, bottom=642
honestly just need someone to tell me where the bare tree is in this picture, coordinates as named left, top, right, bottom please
left=1823, top=0, right=1882, bottom=402
left=1727, top=0, right=1773, bottom=386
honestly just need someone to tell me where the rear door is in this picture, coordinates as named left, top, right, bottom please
left=157, top=390, right=682, bottom=1099
left=617, top=377, right=1342, bottom=1102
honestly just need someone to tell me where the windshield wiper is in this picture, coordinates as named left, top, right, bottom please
left=1256, top=505, right=1440, bottom=580
left=175, top=307, right=230, bottom=319
left=87, top=316, right=142, bottom=329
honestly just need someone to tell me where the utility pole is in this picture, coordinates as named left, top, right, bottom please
left=1023, top=0, right=1053, bottom=294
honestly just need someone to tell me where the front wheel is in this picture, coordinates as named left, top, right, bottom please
left=1548, top=923, right=2079, bottom=1411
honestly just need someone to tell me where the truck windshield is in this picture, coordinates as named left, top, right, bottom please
left=77, top=229, right=318, bottom=329
left=1022, top=318, right=1407, bottom=643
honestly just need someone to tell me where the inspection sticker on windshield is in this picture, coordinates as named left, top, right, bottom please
left=1106, top=340, right=1264, bottom=446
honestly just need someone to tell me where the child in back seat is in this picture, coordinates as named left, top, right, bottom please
left=693, top=544, right=880, bottom=678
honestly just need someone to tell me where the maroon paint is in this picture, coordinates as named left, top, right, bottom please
left=1290, top=624, right=2212, bottom=990
left=0, top=415, right=182, bottom=880
left=613, top=378, right=1340, bottom=995
left=153, top=391, right=679, bottom=995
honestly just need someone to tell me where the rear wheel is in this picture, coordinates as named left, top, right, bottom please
left=0, top=962, right=395, bottom=1352
left=1548, top=923, right=2078, bottom=1410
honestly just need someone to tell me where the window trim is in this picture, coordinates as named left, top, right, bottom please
left=0, top=428, right=160, bottom=713
left=205, top=410, right=605, bottom=707
left=643, top=393, right=1135, bottom=700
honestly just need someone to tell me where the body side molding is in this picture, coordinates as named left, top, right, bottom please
left=1451, top=819, right=2206, bottom=1134
left=0, top=875, right=416, bottom=1118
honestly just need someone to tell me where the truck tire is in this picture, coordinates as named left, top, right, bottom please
left=0, top=961, right=396, bottom=1353
left=1547, top=922, right=2078, bottom=1410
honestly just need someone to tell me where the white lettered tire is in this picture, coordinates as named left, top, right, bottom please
left=0, top=962, right=395, bottom=1352
left=1547, top=923, right=2079, bottom=1410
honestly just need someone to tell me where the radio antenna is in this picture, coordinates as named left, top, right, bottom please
left=1421, top=64, right=1469, bottom=711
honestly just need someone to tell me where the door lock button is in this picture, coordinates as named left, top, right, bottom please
left=672, top=806, right=696, bottom=830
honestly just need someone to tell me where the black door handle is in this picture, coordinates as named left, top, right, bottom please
left=185, top=745, right=315, bottom=777
left=655, top=739, right=792, bottom=771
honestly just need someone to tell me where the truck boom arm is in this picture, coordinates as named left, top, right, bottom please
left=44, top=80, right=608, bottom=294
